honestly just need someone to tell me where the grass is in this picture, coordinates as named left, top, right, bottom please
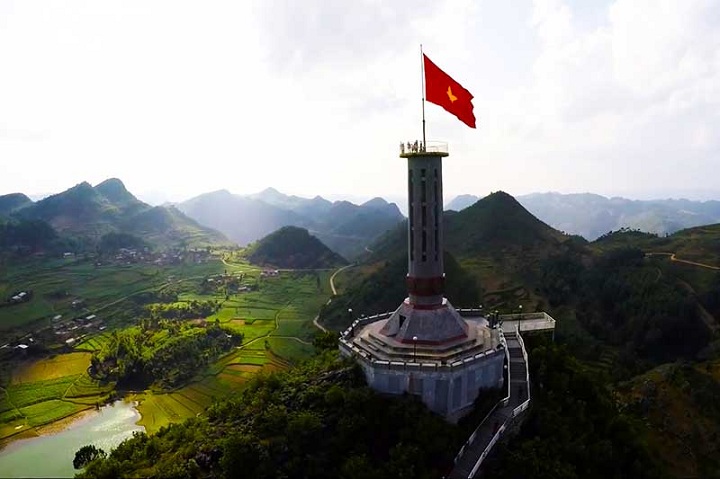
left=19, top=399, right=89, bottom=427
left=11, top=352, right=90, bottom=384
left=0, top=355, right=111, bottom=440
left=74, top=333, right=112, bottom=352
left=6, top=375, right=81, bottom=409
left=0, top=255, right=332, bottom=439
left=126, top=270, right=330, bottom=432
left=0, top=258, right=230, bottom=334
left=266, top=337, right=314, bottom=363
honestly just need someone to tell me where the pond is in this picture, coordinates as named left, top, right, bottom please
left=0, top=401, right=144, bottom=478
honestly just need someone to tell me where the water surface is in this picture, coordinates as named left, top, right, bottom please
left=0, top=401, right=144, bottom=478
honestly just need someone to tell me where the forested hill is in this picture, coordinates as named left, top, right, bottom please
left=446, top=191, right=720, bottom=240
left=78, top=344, right=663, bottom=479
left=369, top=191, right=575, bottom=261
left=0, top=193, right=32, bottom=217
left=0, top=178, right=229, bottom=253
left=364, top=190, right=586, bottom=294
left=320, top=188, right=720, bottom=476
left=246, top=226, right=348, bottom=269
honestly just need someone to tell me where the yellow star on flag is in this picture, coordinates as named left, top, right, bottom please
left=446, top=86, right=458, bottom=103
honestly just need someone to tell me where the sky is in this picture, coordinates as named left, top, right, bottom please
left=1, top=0, right=719, bottom=205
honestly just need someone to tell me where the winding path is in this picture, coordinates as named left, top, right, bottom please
left=645, top=252, right=719, bottom=331
left=645, top=252, right=720, bottom=270
left=312, top=264, right=356, bottom=333
left=329, top=264, right=355, bottom=296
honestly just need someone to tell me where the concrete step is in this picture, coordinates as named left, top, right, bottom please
left=449, top=408, right=514, bottom=478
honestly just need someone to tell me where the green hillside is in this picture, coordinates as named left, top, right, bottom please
left=325, top=190, right=720, bottom=477
left=77, top=352, right=462, bottom=479
left=179, top=189, right=403, bottom=259
left=247, top=226, right=348, bottom=269
left=367, top=191, right=587, bottom=295
left=319, top=251, right=480, bottom=331
left=6, top=179, right=229, bottom=251
left=0, top=193, right=32, bottom=217
left=125, top=206, right=228, bottom=247
left=446, top=191, right=567, bottom=253
left=614, top=361, right=720, bottom=477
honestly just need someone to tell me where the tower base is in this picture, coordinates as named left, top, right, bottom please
left=339, top=307, right=506, bottom=421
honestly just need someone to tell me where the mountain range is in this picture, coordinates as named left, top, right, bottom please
left=177, top=187, right=403, bottom=259
left=364, top=191, right=583, bottom=296
left=446, top=192, right=720, bottom=240
left=0, top=179, right=228, bottom=252
left=4, top=178, right=720, bottom=261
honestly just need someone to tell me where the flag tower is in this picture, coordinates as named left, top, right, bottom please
left=338, top=51, right=504, bottom=421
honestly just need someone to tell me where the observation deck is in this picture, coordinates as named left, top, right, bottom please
left=399, top=140, right=449, bottom=158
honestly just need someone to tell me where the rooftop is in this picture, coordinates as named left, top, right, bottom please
left=399, top=140, right=449, bottom=158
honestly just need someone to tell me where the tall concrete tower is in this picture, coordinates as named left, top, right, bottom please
left=339, top=141, right=506, bottom=421
left=379, top=143, right=468, bottom=344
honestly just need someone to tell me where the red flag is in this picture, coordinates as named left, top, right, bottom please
left=423, top=54, right=476, bottom=128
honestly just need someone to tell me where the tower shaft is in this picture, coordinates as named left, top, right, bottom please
left=406, top=155, right=444, bottom=307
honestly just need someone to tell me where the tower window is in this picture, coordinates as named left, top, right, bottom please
left=434, top=178, right=439, bottom=261
left=408, top=170, right=414, bottom=205
left=422, top=230, right=427, bottom=261
left=409, top=171, right=414, bottom=261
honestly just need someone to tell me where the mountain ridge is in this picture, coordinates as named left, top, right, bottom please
left=178, top=188, right=403, bottom=259
left=5, top=179, right=229, bottom=251
left=445, top=191, right=720, bottom=240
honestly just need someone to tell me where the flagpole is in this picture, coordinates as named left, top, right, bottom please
left=420, top=44, right=426, bottom=148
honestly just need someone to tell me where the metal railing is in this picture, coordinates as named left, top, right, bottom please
left=452, top=329, right=531, bottom=479
left=512, top=324, right=531, bottom=417
left=399, top=140, right=449, bottom=155
left=453, top=330, right=510, bottom=466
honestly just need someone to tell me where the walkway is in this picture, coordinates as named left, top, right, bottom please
left=312, top=264, right=354, bottom=333
left=449, top=330, right=530, bottom=479
left=645, top=252, right=720, bottom=270
left=329, top=263, right=354, bottom=296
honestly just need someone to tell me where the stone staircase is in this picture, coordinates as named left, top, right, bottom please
left=448, top=330, right=530, bottom=479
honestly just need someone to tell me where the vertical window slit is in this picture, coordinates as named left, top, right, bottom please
left=409, top=170, right=414, bottom=261
left=434, top=177, right=439, bottom=261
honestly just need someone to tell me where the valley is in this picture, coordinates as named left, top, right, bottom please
left=0, top=250, right=333, bottom=447
left=1, top=179, right=720, bottom=478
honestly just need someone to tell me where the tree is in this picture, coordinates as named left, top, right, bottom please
left=73, top=444, right=107, bottom=469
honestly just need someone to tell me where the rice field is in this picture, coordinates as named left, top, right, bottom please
left=0, top=353, right=112, bottom=441
left=0, top=258, right=234, bottom=334
left=0, top=258, right=333, bottom=439
left=73, top=333, right=112, bottom=352
left=11, top=352, right=91, bottom=384
left=19, top=400, right=88, bottom=427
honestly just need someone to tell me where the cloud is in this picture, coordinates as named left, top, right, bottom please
left=0, top=0, right=718, bottom=202
left=253, top=0, right=438, bottom=74
left=470, top=0, right=720, bottom=197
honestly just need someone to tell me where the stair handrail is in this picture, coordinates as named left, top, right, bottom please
left=453, top=330, right=511, bottom=465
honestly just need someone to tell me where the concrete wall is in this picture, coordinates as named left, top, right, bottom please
left=355, top=349, right=504, bottom=418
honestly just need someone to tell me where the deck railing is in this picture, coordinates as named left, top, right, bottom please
left=399, top=140, right=449, bottom=155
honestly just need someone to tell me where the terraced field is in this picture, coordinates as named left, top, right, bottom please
left=0, top=353, right=113, bottom=442
left=0, top=255, right=333, bottom=441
